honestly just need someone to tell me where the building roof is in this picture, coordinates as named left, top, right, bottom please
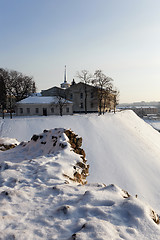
left=41, top=86, right=62, bottom=92
left=17, top=96, right=73, bottom=104
left=68, top=82, right=97, bottom=90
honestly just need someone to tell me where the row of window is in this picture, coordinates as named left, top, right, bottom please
left=80, top=102, right=94, bottom=109
left=70, top=92, right=94, bottom=100
left=19, top=107, right=70, bottom=114
left=20, top=108, right=39, bottom=114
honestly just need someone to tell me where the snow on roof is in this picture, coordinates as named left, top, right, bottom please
left=17, top=96, right=72, bottom=104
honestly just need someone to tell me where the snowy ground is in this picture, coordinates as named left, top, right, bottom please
left=1, top=111, right=160, bottom=210
left=1, top=110, right=160, bottom=239
left=0, top=125, right=160, bottom=239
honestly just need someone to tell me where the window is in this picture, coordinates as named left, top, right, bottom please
left=66, top=107, right=69, bottom=113
left=80, top=102, right=83, bottom=109
left=80, top=93, right=83, bottom=99
left=20, top=108, right=23, bottom=114
left=70, top=93, right=73, bottom=99
left=51, top=107, right=54, bottom=113
left=91, top=102, right=93, bottom=108
left=27, top=108, right=30, bottom=114
left=91, top=92, right=94, bottom=98
left=35, top=108, right=39, bottom=114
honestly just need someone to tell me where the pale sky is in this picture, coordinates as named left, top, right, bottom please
left=1, top=0, right=160, bottom=103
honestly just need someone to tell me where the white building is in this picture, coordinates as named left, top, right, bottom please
left=16, top=96, right=73, bottom=116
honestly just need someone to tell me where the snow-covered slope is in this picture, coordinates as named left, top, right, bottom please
left=0, top=127, right=160, bottom=239
left=0, top=128, right=89, bottom=184
left=145, top=119, right=160, bottom=131
left=1, top=110, right=160, bottom=213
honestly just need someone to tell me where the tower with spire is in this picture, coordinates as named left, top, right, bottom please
left=60, top=65, right=70, bottom=89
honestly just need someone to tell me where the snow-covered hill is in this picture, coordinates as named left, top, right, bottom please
left=0, top=126, right=160, bottom=239
left=1, top=110, right=160, bottom=212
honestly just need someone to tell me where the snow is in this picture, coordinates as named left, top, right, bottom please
left=17, top=96, right=72, bottom=104
left=0, top=110, right=160, bottom=239
left=0, top=137, right=19, bottom=146
left=0, top=137, right=19, bottom=151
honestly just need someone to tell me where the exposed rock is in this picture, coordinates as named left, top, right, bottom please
left=64, top=129, right=89, bottom=184
left=56, top=205, right=70, bottom=214
left=65, top=130, right=85, bottom=159
left=43, top=129, right=49, bottom=133
left=0, top=144, right=16, bottom=151
left=122, top=189, right=131, bottom=198
left=74, top=172, right=82, bottom=182
left=31, top=134, right=39, bottom=141
left=0, top=137, right=19, bottom=151
left=21, top=128, right=89, bottom=185
left=59, top=143, right=67, bottom=149
left=71, top=233, right=76, bottom=240
left=150, top=209, right=159, bottom=224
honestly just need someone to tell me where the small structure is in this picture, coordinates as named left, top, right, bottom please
left=16, top=96, right=73, bottom=116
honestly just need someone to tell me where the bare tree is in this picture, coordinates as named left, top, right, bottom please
left=50, top=89, right=68, bottom=116
left=112, top=89, right=120, bottom=113
left=102, top=83, right=113, bottom=114
left=92, top=70, right=113, bottom=115
left=0, top=68, right=36, bottom=118
left=5, top=70, right=36, bottom=102
left=0, top=69, right=7, bottom=119
left=77, top=70, right=92, bottom=114
left=0, top=68, right=36, bottom=102
left=56, top=96, right=68, bottom=116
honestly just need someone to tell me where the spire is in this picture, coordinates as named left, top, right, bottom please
left=60, top=65, right=70, bottom=89
left=64, top=65, right=67, bottom=83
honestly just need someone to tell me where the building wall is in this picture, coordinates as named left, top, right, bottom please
left=16, top=103, right=73, bottom=116
left=65, top=83, right=99, bottom=113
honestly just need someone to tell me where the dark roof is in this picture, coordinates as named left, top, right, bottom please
left=41, top=86, right=65, bottom=97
